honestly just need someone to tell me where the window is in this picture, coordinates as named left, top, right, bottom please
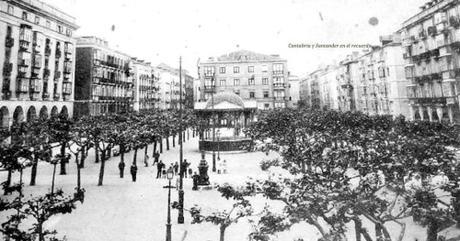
left=220, top=79, right=226, bottom=86
left=7, top=5, right=14, bottom=15
left=262, top=78, right=269, bottom=85
left=34, top=16, right=40, bottom=25
left=203, top=66, right=215, bottom=77
left=248, top=66, right=254, bottom=73
left=233, top=79, right=240, bottom=86
left=248, top=77, right=255, bottom=85
left=22, top=11, right=28, bottom=21
left=57, top=25, right=63, bottom=33
left=66, top=28, right=72, bottom=37
left=264, top=103, right=270, bottom=109
left=219, top=67, right=226, bottom=74
left=234, top=90, right=240, bottom=95
left=233, top=66, right=239, bottom=73
left=46, top=20, right=51, bottom=28
left=263, top=91, right=269, bottom=98
left=273, top=63, right=284, bottom=74
left=249, top=92, right=255, bottom=98
left=261, top=65, right=268, bottom=73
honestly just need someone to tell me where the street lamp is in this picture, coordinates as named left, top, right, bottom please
left=165, top=168, right=174, bottom=241
left=216, top=129, right=221, bottom=160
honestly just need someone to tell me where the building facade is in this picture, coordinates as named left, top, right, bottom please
left=131, top=59, right=159, bottom=112
left=0, top=0, right=78, bottom=128
left=288, top=75, right=300, bottom=108
left=156, top=63, right=192, bottom=110
left=401, top=0, right=460, bottom=123
left=74, top=36, right=133, bottom=117
left=197, top=50, right=289, bottom=110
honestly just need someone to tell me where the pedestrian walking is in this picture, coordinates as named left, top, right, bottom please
left=192, top=172, right=199, bottom=190
left=188, top=168, right=193, bottom=178
left=157, top=160, right=164, bottom=179
left=173, top=162, right=179, bottom=175
left=130, top=164, right=138, bottom=182
left=118, top=161, right=125, bottom=178
left=144, top=154, right=149, bottom=167
left=222, top=159, right=228, bottom=174
left=153, top=151, right=160, bottom=165
left=217, top=158, right=222, bottom=174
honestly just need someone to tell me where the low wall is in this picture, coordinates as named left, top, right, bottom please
left=199, top=138, right=253, bottom=152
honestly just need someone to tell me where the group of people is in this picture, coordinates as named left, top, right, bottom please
left=117, top=151, right=230, bottom=185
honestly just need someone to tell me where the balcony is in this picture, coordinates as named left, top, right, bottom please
left=5, top=37, right=14, bottom=48
left=45, top=46, right=51, bottom=56
left=32, top=60, right=42, bottom=69
left=203, top=85, right=216, bottom=92
left=42, top=92, right=50, bottom=99
left=53, top=93, right=60, bottom=100
left=273, top=96, right=286, bottom=101
left=30, top=92, right=40, bottom=100
left=414, top=97, right=447, bottom=105
left=2, top=78, right=11, bottom=93
left=273, top=82, right=286, bottom=89
left=19, top=41, right=29, bottom=51
left=64, top=65, right=72, bottom=74
left=16, top=78, right=29, bottom=93
left=55, top=49, right=62, bottom=59
left=54, top=71, right=61, bottom=80
left=30, top=79, right=41, bottom=93
left=272, top=71, right=284, bottom=76
left=3, top=63, right=12, bottom=77
left=18, top=59, right=30, bottom=67
left=43, top=69, right=50, bottom=79
left=63, top=88, right=72, bottom=95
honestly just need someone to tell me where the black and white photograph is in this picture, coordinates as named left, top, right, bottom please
left=1, top=0, right=460, bottom=240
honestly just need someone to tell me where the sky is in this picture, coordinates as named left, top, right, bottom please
left=44, top=0, right=427, bottom=78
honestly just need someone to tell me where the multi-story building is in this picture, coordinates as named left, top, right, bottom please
left=197, top=50, right=289, bottom=110
left=299, top=76, right=311, bottom=109
left=156, top=63, right=192, bottom=110
left=288, top=75, right=300, bottom=109
left=74, top=36, right=133, bottom=117
left=0, top=0, right=78, bottom=128
left=336, top=52, right=359, bottom=112
left=131, top=58, right=159, bottom=112
left=318, top=65, right=339, bottom=110
left=401, top=0, right=460, bottom=123
left=356, top=35, right=409, bottom=117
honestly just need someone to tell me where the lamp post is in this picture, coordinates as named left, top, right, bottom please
left=216, top=129, right=220, bottom=160
left=211, top=73, right=216, bottom=172
left=165, top=168, right=174, bottom=241
left=178, top=57, right=185, bottom=224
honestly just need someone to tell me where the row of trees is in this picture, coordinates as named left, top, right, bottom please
left=0, top=109, right=206, bottom=240
left=189, top=109, right=460, bottom=241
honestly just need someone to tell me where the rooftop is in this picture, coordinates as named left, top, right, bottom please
left=201, top=50, right=286, bottom=64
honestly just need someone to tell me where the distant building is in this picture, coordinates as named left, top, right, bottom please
left=0, top=0, right=78, bottom=128
left=156, top=63, right=193, bottom=110
left=288, top=75, right=300, bottom=108
left=74, top=36, right=134, bottom=117
left=301, top=34, right=410, bottom=118
left=197, top=50, right=290, bottom=110
left=400, top=0, right=460, bottom=123
left=131, top=58, right=159, bottom=111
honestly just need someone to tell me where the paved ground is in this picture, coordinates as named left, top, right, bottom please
left=1, top=132, right=427, bottom=241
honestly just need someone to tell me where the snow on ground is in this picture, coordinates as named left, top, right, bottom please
left=0, top=134, right=431, bottom=241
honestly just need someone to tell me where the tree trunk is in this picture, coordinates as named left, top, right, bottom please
left=172, top=133, right=176, bottom=147
left=4, top=170, right=11, bottom=195
left=98, top=149, right=106, bottom=186
left=361, top=228, right=373, bottom=241
left=375, top=223, right=383, bottom=241
left=59, top=142, right=67, bottom=175
left=153, top=140, right=157, bottom=155
left=76, top=152, right=81, bottom=190
left=220, top=226, right=226, bottom=241
left=120, top=145, right=125, bottom=178
left=38, top=222, right=44, bottom=241
left=144, top=145, right=148, bottom=166
left=187, top=129, right=190, bottom=140
left=160, top=137, right=163, bottom=153
left=192, top=129, right=195, bottom=138
left=133, top=148, right=138, bottom=166
left=30, top=155, right=38, bottom=186
left=426, top=220, right=439, bottom=241
left=166, top=136, right=170, bottom=150
left=95, top=142, right=100, bottom=163
left=353, top=218, right=362, bottom=241
left=51, top=163, right=57, bottom=194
